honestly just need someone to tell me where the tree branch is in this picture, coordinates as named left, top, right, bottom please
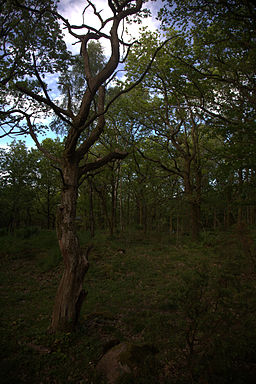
left=15, top=84, right=73, bottom=125
left=32, top=53, right=74, bottom=122
left=79, top=149, right=128, bottom=177
left=104, top=36, right=179, bottom=115
left=74, top=0, right=143, bottom=127
left=137, top=147, right=182, bottom=178
left=25, top=114, right=61, bottom=164
left=77, top=86, right=106, bottom=159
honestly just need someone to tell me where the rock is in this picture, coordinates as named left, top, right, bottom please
left=96, top=342, right=158, bottom=384
left=102, top=339, right=121, bottom=355
left=116, top=248, right=126, bottom=255
left=96, top=343, right=131, bottom=384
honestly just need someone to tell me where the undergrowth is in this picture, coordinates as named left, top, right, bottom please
left=0, top=226, right=255, bottom=383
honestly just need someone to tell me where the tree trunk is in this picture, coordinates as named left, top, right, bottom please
left=110, top=169, right=119, bottom=236
left=191, top=201, right=201, bottom=240
left=110, top=182, right=116, bottom=237
left=94, top=184, right=113, bottom=235
left=139, top=200, right=143, bottom=227
left=89, top=177, right=95, bottom=238
left=119, top=174, right=124, bottom=232
left=47, top=185, right=51, bottom=230
left=176, top=214, right=180, bottom=243
left=183, top=161, right=201, bottom=241
left=50, top=162, right=89, bottom=332
left=169, top=212, right=173, bottom=236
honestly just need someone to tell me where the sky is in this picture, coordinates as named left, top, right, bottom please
left=0, top=0, right=163, bottom=149
left=58, top=0, right=162, bottom=55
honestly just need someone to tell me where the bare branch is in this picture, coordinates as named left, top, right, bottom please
left=32, top=53, right=74, bottom=122
left=15, top=83, right=73, bottom=126
left=108, top=0, right=117, bottom=15
left=104, top=36, right=179, bottom=114
left=136, top=146, right=182, bottom=178
left=25, top=114, right=61, bottom=164
left=78, top=36, right=179, bottom=134
left=87, top=0, right=104, bottom=26
left=79, top=149, right=128, bottom=176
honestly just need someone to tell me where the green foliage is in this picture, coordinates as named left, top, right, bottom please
left=0, top=0, right=70, bottom=83
left=0, top=141, right=37, bottom=230
left=0, top=139, right=62, bottom=231
left=32, top=138, right=62, bottom=229
left=54, top=40, right=106, bottom=132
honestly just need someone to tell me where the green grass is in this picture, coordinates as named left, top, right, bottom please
left=0, top=227, right=256, bottom=383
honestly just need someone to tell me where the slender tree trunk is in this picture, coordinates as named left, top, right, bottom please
left=119, top=175, right=124, bottom=232
left=139, top=200, right=143, bottom=227
left=183, top=168, right=201, bottom=240
left=51, top=162, right=89, bottom=332
left=47, top=185, right=50, bottom=230
left=110, top=184, right=116, bottom=236
left=214, top=209, right=217, bottom=230
left=110, top=167, right=119, bottom=236
left=94, top=184, right=112, bottom=235
left=26, top=207, right=32, bottom=227
left=237, top=168, right=243, bottom=225
left=191, top=201, right=200, bottom=239
left=89, top=177, right=95, bottom=238
left=225, top=206, right=230, bottom=228
left=237, top=206, right=242, bottom=225
left=143, top=203, right=148, bottom=234
left=169, top=212, right=173, bottom=236
left=127, top=187, right=130, bottom=228
left=176, top=214, right=180, bottom=243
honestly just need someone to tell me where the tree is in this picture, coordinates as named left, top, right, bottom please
left=123, top=30, right=207, bottom=239
left=159, top=0, right=256, bottom=108
left=32, top=138, right=63, bottom=229
left=158, top=0, right=256, bottom=176
left=0, top=140, right=36, bottom=231
left=0, top=0, right=155, bottom=331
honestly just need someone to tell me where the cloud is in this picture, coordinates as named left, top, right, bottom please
left=57, top=0, right=161, bottom=55
left=1, top=1, right=163, bottom=148
left=0, top=141, right=10, bottom=149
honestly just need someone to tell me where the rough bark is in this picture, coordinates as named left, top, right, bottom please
left=51, top=161, right=89, bottom=331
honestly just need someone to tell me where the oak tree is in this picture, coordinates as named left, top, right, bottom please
left=0, top=0, right=150, bottom=331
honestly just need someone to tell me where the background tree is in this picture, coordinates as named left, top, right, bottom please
left=0, top=141, right=36, bottom=231
left=123, top=30, right=208, bottom=238
left=158, top=0, right=256, bottom=227
left=32, top=138, right=63, bottom=229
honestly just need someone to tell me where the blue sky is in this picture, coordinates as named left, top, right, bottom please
left=0, top=0, right=162, bottom=149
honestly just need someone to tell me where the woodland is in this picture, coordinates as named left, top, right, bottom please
left=0, top=0, right=256, bottom=383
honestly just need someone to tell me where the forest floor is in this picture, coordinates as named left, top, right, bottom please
left=0, top=226, right=256, bottom=384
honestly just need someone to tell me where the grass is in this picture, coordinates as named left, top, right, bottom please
left=0, top=226, right=256, bottom=383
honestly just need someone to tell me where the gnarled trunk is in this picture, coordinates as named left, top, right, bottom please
left=50, top=162, right=89, bottom=332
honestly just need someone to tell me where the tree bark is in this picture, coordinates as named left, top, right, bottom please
left=184, top=171, right=201, bottom=241
left=50, top=161, right=89, bottom=331
left=47, top=185, right=50, bottom=230
left=89, top=177, right=95, bottom=238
